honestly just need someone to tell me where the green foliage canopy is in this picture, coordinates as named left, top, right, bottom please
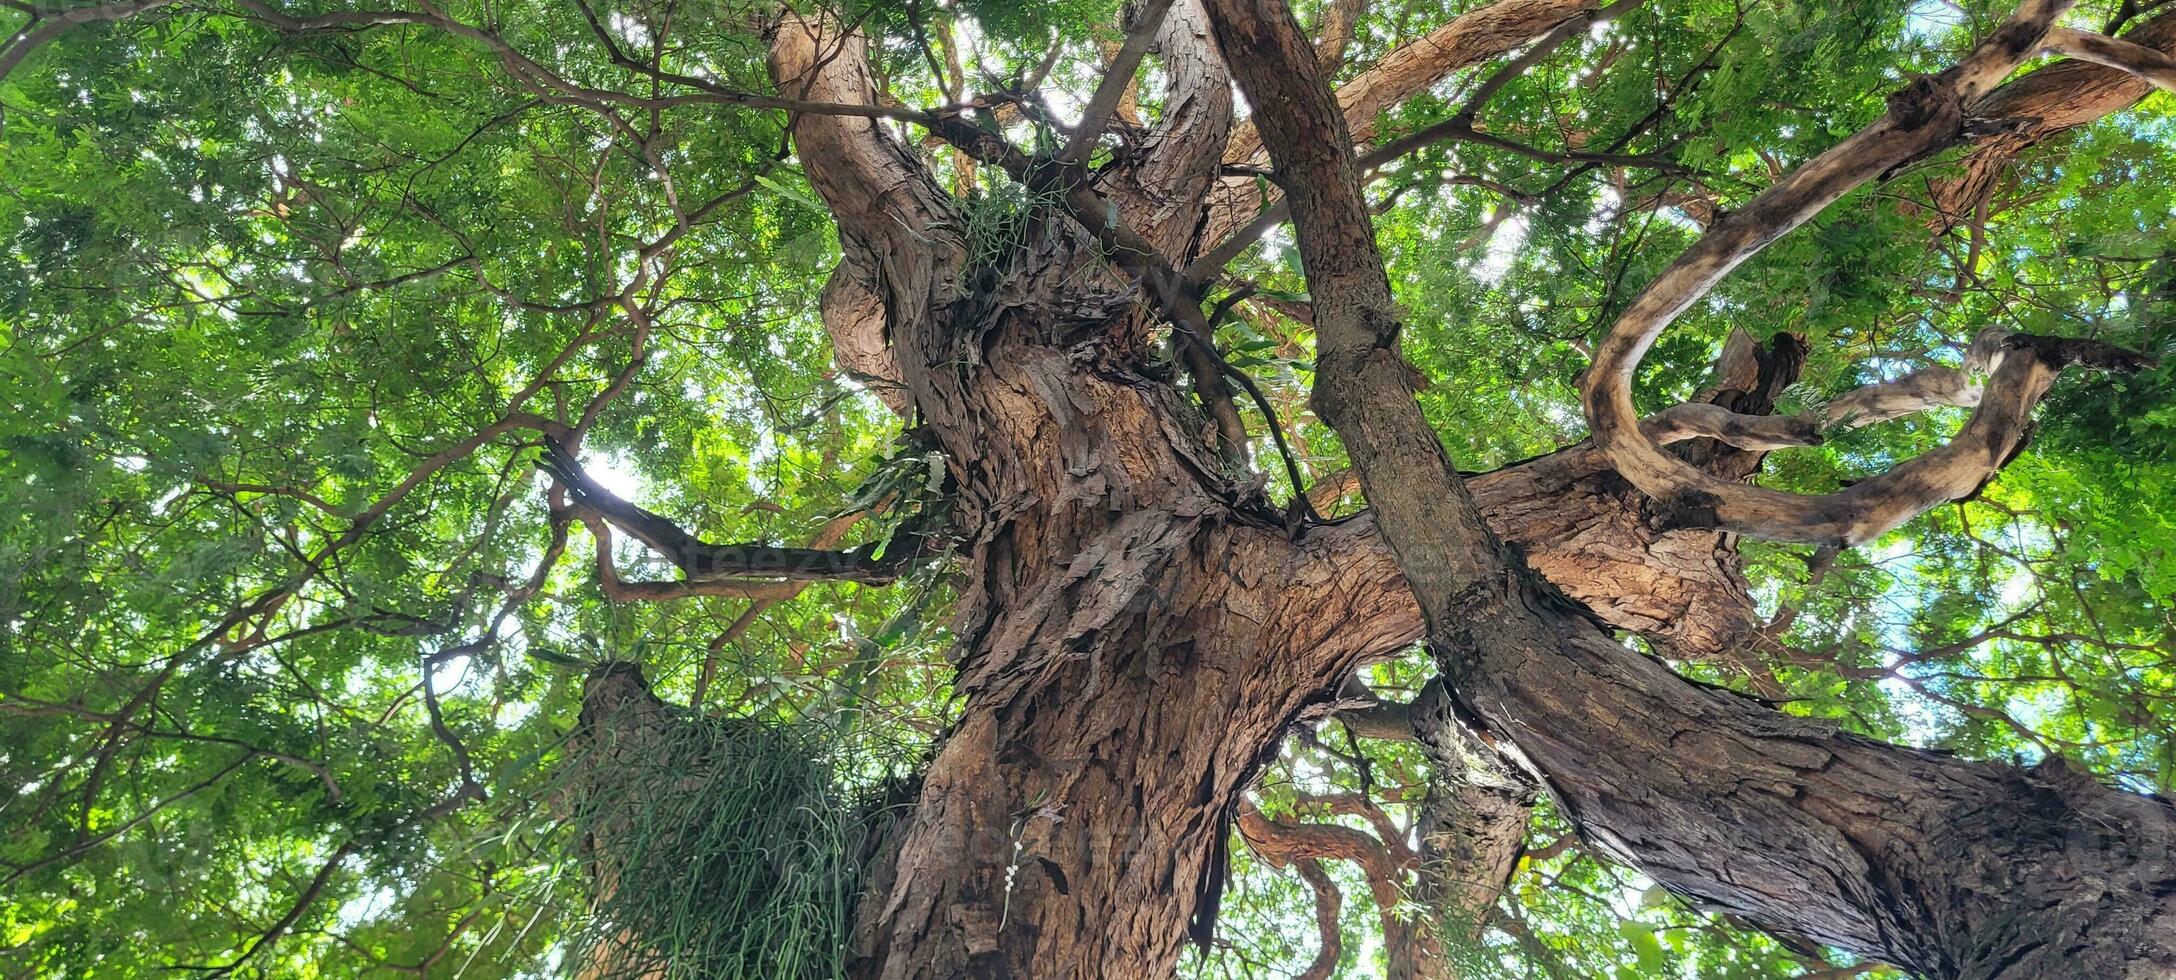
left=1, top=0, right=2170, bottom=976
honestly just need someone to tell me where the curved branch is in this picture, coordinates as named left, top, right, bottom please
left=0, top=0, right=173, bottom=85
left=2040, top=26, right=2176, bottom=93
left=1223, top=0, right=1594, bottom=164
left=1576, top=0, right=2141, bottom=548
left=1292, top=859, right=1345, bottom=980
left=1643, top=327, right=2148, bottom=458
left=1642, top=328, right=2011, bottom=451
left=1237, top=805, right=1404, bottom=913
left=1215, top=0, right=2176, bottom=972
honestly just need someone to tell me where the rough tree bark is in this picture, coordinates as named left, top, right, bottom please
left=752, top=0, right=2176, bottom=976
left=763, top=7, right=1805, bottom=976
left=773, top=10, right=1409, bottom=976
left=1207, top=2, right=2176, bottom=979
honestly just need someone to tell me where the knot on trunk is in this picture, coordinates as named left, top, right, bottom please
left=1896, top=73, right=1967, bottom=127
left=1881, top=74, right=1969, bottom=177
left=1647, top=487, right=1725, bottom=532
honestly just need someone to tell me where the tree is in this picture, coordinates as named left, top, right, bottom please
left=3, top=0, right=2174, bottom=977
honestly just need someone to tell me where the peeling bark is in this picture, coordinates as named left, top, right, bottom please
left=822, top=239, right=912, bottom=413
left=761, top=2, right=2176, bottom=976
left=770, top=13, right=1823, bottom=972
left=1391, top=680, right=1535, bottom=980
left=765, top=10, right=1766, bottom=974
left=772, top=14, right=965, bottom=417
left=772, top=15, right=1399, bottom=976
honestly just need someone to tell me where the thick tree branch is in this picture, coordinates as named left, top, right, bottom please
left=1199, top=0, right=1597, bottom=250
left=1297, top=326, right=1809, bottom=674
left=769, top=12, right=965, bottom=417
left=2041, top=25, right=2176, bottom=93
left=1104, top=0, right=1237, bottom=259
left=1211, top=0, right=2176, bottom=975
left=1190, top=0, right=1665, bottom=283
left=1929, top=10, right=2176, bottom=225
left=1310, top=0, right=1364, bottom=68
left=1062, top=0, right=1177, bottom=165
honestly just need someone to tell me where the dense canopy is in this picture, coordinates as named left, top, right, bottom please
left=1, top=0, right=2172, bottom=976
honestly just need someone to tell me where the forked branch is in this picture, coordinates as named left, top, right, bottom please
left=1061, top=0, right=1177, bottom=165
left=1929, top=11, right=2176, bottom=225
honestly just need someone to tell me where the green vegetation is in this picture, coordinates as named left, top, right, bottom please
left=1, top=0, right=2170, bottom=975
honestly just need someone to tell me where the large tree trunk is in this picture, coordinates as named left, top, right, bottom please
left=771, top=13, right=1393, bottom=976
left=765, top=9, right=1823, bottom=976
left=766, top=1, right=2176, bottom=974
left=762, top=2, right=1948, bottom=970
